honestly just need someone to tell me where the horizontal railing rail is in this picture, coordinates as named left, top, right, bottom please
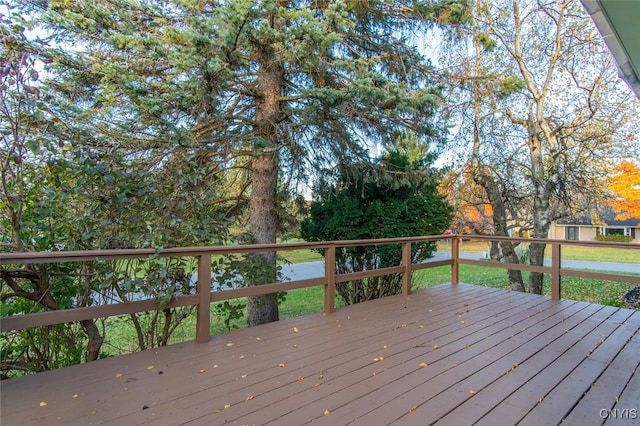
left=0, top=236, right=446, bottom=341
left=1, top=235, right=638, bottom=343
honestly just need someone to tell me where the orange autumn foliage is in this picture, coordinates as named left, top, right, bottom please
left=439, top=169, right=494, bottom=234
left=607, top=161, right=640, bottom=220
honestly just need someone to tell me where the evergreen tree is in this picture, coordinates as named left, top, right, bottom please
left=18, top=0, right=469, bottom=325
left=301, top=142, right=453, bottom=304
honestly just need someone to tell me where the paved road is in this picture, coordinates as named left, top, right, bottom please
left=279, top=252, right=639, bottom=281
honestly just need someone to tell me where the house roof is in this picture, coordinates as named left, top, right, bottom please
left=556, top=207, right=640, bottom=227
left=580, top=0, right=640, bottom=99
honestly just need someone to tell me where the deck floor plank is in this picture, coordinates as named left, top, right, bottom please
left=236, top=290, right=546, bottom=426
left=106, top=284, right=492, bottom=425
left=132, top=285, right=502, bottom=425
left=517, top=310, right=640, bottom=426
left=437, top=305, right=633, bottom=426
left=352, top=301, right=604, bottom=425
left=1, top=283, right=639, bottom=426
left=556, top=317, right=640, bottom=426
left=303, top=294, right=565, bottom=426
left=604, top=329, right=640, bottom=426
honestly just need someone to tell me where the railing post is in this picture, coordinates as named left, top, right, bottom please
left=324, top=244, right=336, bottom=314
left=402, top=241, right=412, bottom=296
left=551, top=242, right=561, bottom=300
left=451, top=236, right=459, bottom=285
left=196, top=254, right=212, bottom=343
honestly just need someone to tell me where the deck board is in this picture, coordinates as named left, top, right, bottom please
left=1, top=283, right=639, bottom=426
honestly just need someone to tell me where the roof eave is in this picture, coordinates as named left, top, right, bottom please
left=580, top=0, right=640, bottom=99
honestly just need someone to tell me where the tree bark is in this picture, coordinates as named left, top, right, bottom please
left=247, top=152, right=279, bottom=326
left=247, top=35, right=283, bottom=326
left=81, top=319, right=104, bottom=361
left=473, top=172, right=525, bottom=292
left=525, top=112, right=554, bottom=295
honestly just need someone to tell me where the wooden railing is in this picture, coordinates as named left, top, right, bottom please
left=1, top=235, right=638, bottom=344
left=451, top=235, right=640, bottom=300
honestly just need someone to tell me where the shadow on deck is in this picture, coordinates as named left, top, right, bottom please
left=2, top=283, right=639, bottom=425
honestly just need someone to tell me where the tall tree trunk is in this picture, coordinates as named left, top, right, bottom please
left=247, top=152, right=279, bottom=326
left=247, top=40, right=282, bottom=326
left=474, top=172, right=525, bottom=292
left=526, top=112, right=553, bottom=295
left=469, top=26, right=524, bottom=292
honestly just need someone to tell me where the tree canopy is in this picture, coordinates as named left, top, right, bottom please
left=2, top=0, right=468, bottom=376
left=437, top=0, right=640, bottom=293
left=608, top=161, right=640, bottom=221
left=23, top=0, right=468, bottom=325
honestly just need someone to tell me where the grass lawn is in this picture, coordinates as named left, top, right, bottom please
left=101, top=285, right=332, bottom=356
left=278, top=241, right=639, bottom=265
left=444, top=240, right=639, bottom=264
left=412, top=265, right=638, bottom=308
left=278, top=249, right=324, bottom=264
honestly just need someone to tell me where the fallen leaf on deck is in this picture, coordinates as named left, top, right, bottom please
left=39, top=401, right=47, bottom=407
left=256, top=337, right=261, bottom=341
left=293, top=327, right=299, bottom=333
left=246, top=395, right=254, bottom=401
left=199, top=369, right=206, bottom=373
left=213, top=364, right=219, bottom=368
left=298, top=375, right=305, bottom=381
left=324, top=409, right=330, bottom=415
left=241, top=374, right=248, bottom=378
left=224, top=404, right=231, bottom=410
left=147, top=365, right=154, bottom=370
left=433, top=345, right=439, bottom=349
left=419, top=362, right=428, bottom=368
left=538, top=397, right=544, bottom=403
left=279, top=363, right=285, bottom=368
left=382, top=345, right=388, bottom=349
left=73, top=394, right=78, bottom=398
left=226, top=342, right=234, bottom=347
left=469, top=390, right=476, bottom=395
left=409, top=406, right=417, bottom=412
left=115, top=373, right=123, bottom=378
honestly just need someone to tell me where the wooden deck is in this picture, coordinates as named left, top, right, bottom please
left=2, top=283, right=639, bottom=425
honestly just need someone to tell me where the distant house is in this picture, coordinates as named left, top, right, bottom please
left=549, top=208, right=640, bottom=243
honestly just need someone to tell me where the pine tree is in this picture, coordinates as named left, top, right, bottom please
left=23, top=0, right=469, bottom=324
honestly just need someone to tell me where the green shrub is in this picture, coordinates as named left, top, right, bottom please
left=594, top=234, right=633, bottom=243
